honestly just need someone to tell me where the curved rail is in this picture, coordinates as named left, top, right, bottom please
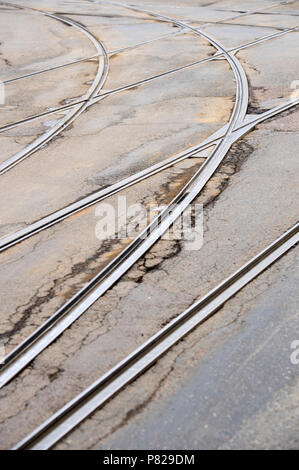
left=13, top=222, right=299, bottom=449
left=0, top=0, right=248, bottom=387
left=1, top=0, right=297, bottom=451
left=96, top=0, right=248, bottom=128
left=0, top=4, right=109, bottom=175
left=0, top=26, right=297, bottom=253
left=0, top=25, right=296, bottom=135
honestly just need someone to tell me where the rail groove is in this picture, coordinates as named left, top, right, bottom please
left=0, top=25, right=296, bottom=136
left=3, top=0, right=293, bottom=85
left=0, top=97, right=297, bottom=254
left=0, top=5, right=109, bottom=176
left=13, top=222, right=299, bottom=450
left=0, top=1, right=248, bottom=387
left=0, top=0, right=297, bottom=451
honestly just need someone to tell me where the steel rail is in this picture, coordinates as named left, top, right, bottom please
left=0, top=139, right=215, bottom=253
left=0, top=50, right=221, bottom=133
left=0, top=49, right=246, bottom=133
left=2, top=30, right=186, bottom=85
left=13, top=221, right=299, bottom=450
left=93, top=0, right=294, bottom=24
left=3, top=0, right=296, bottom=448
left=0, top=24, right=296, bottom=135
left=0, top=97, right=297, bottom=254
left=3, top=0, right=292, bottom=85
left=2, top=54, right=100, bottom=85
left=1, top=1, right=297, bottom=387
left=216, top=21, right=286, bottom=32
left=92, top=0, right=294, bottom=28
left=7, top=0, right=297, bottom=258
left=0, top=7, right=109, bottom=176
left=0, top=5, right=247, bottom=388
left=108, top=28, right=187, bottom=55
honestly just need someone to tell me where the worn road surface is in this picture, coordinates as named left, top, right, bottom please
left=0, top=0, right=298, bottom=450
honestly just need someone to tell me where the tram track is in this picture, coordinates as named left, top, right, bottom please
left=2, top=29, right=188, bottom=85
left=0, top=4, right=109, bottom=176
left=0, top=97, right=297, bottom=254
left=3, top=0, right=292, bottom=85
left=0, top=23, right=296, bottom=136
left=0, top=1, right=297, bottom=390
left=12, top=221, right=299, bottom=449
left=0, top=0, right=249, bottom=387
left=0, top=0, right=298, bottom=451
